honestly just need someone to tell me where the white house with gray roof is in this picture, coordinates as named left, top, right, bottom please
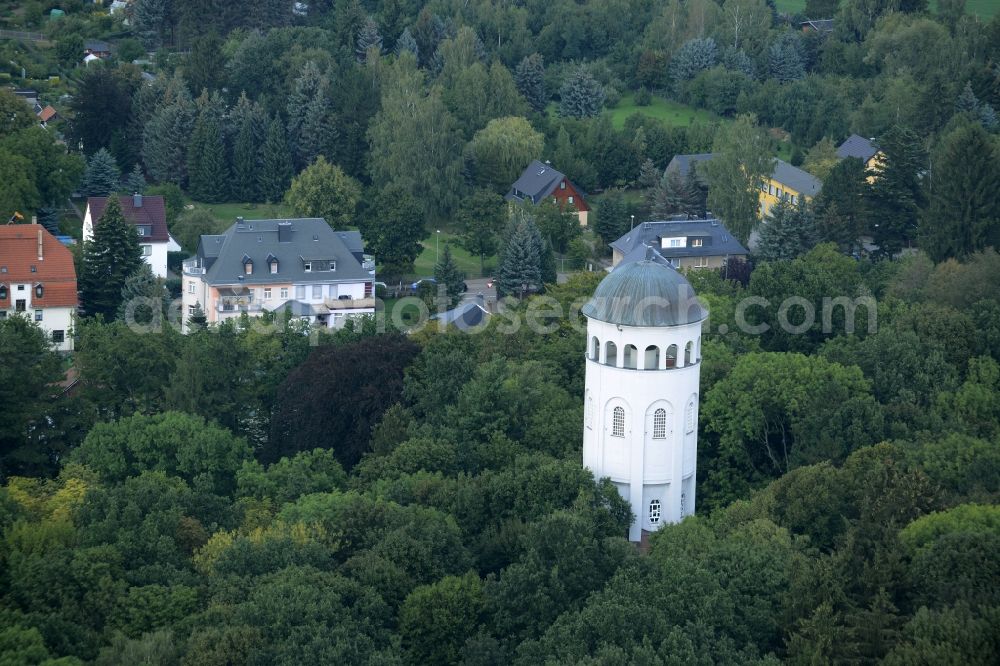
left=181, top=218, right=375, bottom=332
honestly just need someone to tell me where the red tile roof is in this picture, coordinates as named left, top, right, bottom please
left=87, top=194, right=169, bottom=242
left=0, top=224, right=78, bottom=308
left=37, top=105, right=57, bottom=122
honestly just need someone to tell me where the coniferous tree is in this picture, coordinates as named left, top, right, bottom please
left=37, top=207, right=60, bottom=235
left=919, top=122, right=1000, bottom=262
left=287, top=62, right=326, bottom=171
left=79, top=148, right=121, bottom=197
left=756, top=199, right=819, bottom=262
left=231, top=94, right=268, bottom=202
left=497, top=217, right=542, bottom=298
left=979, top=104, right=999, bottom=132
left=299, top=93, right=339, bottom=169
left=116, top=264, right=166, bottom=325
left=131, top=0, right=168, bottom=49
left=184, top=32, right=226, bottom=95
left=187, top=109, right=229, bottom=203
left=259, top=117, right=293, bottom=204
left=515, top=53, right=547, bottom=112
left=123, top=164, right=146, bottom=194
left=864, top=125, right=925, bottom=258
left=356, top=17, right=384, bottom=62
left=433, top=244, right=466, bottom=307
left=637, top=158, right=660, bottom=190
left=558, top=67, right=605, bottom=119
left=142, top=75, right=196, bottom=185
left=684, top=166, right=708, bottom=216
left=956, top=81, right=979, bottom=113
left=595, top=189, right=628, bottom=245
left=80, top=197, right=144, bottom=320
left=188, top=302, right=208, bottom=330
left=396, top=27, right=419, bottom=59
left=814, top=157, right=868, bottom=254
left=671, top=38, right=718, bottom=85
left=768, top=32, right=805, bottom=83
left=540, top=239, right=557, bottom=287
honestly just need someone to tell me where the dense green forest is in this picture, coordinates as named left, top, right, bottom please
left=1, top=0, right=1000, bottom=663
left=2, top=246, right=1000, bottom=663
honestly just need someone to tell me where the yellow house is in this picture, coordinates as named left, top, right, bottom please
left=836, top=134, right=885, bottom=183
left=758, top=159, right=823, bottom=217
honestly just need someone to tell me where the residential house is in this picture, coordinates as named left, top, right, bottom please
left=37, top=105, right=57, bottom=127
left=83, top=194, right=180, bottom=278
left=12, top=89, right=39, bottom=107
left=430, top=294, right=491, bottom=332
left=506, top=159, right=591, bottom=226
left=609, top=216, right=748, bottom=270
left=666, top=153, right=823, bottom=218
left=181, top=217, right=375, bottom=333
left=800, top=19, right=834, bottom=34
left=84, top=40, right=112, bottom=58
left=0, top=223, right=78, bottom=351
left=836, top=133, right=884, bottom=182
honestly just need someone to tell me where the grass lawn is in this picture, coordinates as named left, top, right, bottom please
left=411, top=231, right=494, bottom=279
left=608, top=94, right=720, bottom=130
left=189, top=201, right=295, bottom=227
left=779, top=0, right=996, bottom=18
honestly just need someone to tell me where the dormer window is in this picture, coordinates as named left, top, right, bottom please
left=691, top=238, right=703, bottom=247
left=35, top=284, right=43, bottom=298
left=304, top=262, right=311, bottom=272
left=267, top=253, right=278, bottom=274
left=242, top=254, right=253, bottom=275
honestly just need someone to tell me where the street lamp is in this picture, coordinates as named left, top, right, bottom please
left=630, top=214, right=635, bottom=231
left=435, top=230, right=441, bottom=264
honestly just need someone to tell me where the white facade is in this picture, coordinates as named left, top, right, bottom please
left=1, top=283, right=75, bottom=352
left=82, top=205, right=179, bottom=278
left=583, top=314, right=703, bottom=542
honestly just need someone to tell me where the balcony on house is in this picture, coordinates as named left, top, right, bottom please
left=323, top=296, right=376, bottom=310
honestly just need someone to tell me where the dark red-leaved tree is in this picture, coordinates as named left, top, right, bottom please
left=266, top=334, right=420, bottom=468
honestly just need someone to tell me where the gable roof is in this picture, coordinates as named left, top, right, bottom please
left=665, top=153, right=716, bottom=181
left=0, top=224, right=78, bottom=307
left=85, top=40, right=111, bottom=52
left=431, top=296, right=490, bottom=331
left=836, top=134, right=879, bottom=162
left=771, top=159, right=823, bottom=197
left=87, top=195, right=169, bottom=242
left=800, top=19, right=834, bottom=33
left=611, top=217, right=748, bottom=260
left=194, top=218, right=371, bottom=286
left=507, top=160, right=578, bottom=204
left=37, top=105, right=57, bottom=122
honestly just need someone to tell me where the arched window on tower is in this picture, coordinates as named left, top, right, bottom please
left=665, top=344, right=678, bottom=368
left=649, top=499, right=661, bottom=525
left=611, top=406, right=625, bottom=437
left=623, top=344, right=637, bottom=369
left=591, top=336, right=600, bottom=360
left=605, top=341, right=617, bottom=367
left=652, top=408, right=667, bottom=439
left=644, top=345, right=659, bottom=370
left=685, top=399, right=696, bottom=433
left=684, top=341, right=693, bottom=366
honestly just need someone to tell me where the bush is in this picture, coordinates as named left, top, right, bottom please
left=634, top=87, right=652, bottom=106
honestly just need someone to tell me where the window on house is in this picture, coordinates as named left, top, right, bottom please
left=612, top=406, right=625, bottom=437
left=35, top=284, right=43, bottom=298
left=653, top=408, right=667, bottom=439
left=670, top=239, right=682, bottom=247
left=280, top=288, right=288, bottom=299
left=188, top=282, right=196, bottom=294
left=312, top=285, right=322, bottom=299
left=138, top=227, right=145, bottom=236
left=304, top=262, right=311, bottom=272
left=665, top=344, right=678, bottom=368
left=686, top=400, right=696, bottom=433
left=0, top=311, right=7, bottom=319
left=264, top=288, right=271, bottom=299
left=34, top=309, right=42, bottom=321
left=17, top=285, right=24, bottom=290
left=568, top=196, right=574, bottom=204
left=51, top=330, right=64, bottom=344
left=15, top=300, right=25, bottom=311
left=270, top=261, right=278, bottom=274
left=768, top=184, right=775, bottom=195
left=696, top=257, right=709, bottom=268
left=0, top=285, right=6, bottom=300
left=245, top=262, right=253, bottom=275
left=605, top=341, right=617, bottom=367
left=295, top=286, right=305, bottom=299
left=141, top=245, right=152, bottom=257
left=791, top=195, right=798, bottom=204
left=30, top=265, right=36, bottom=273
left=691, top=238, right=703, bottom=247
left=649, top=499, right=661, bottom=525
left=560, top=181, right=566, bottom=189
left=644, top=345, right=659, bottom=370
left=623, top=344, right=637, bottom=369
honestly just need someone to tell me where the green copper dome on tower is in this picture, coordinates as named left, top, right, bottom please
left=581, top=258, right=708, bottom=327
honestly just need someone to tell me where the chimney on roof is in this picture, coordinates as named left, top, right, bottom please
left=37, top=228, right=43, bottom=260
left=133, top=193, right=142, bottom=208
left=278, top=221, right=292, bottom=243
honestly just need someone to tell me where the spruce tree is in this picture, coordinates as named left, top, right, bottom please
left=395, top=27, right=419, bottom=59
left=768, top=32, right=805, bottom=83
left=497, top=218, right=542, bottom=298
left=671, top=38, right=718, bottom=85
left=258, top=117, right=293, bottom=204
left=515, top=53, right=547, bottom=112
left=540, top=239, right=557, bottom=288
left=80, top=148, right=121, bottom=197
left=956, top=81, right=979, bottom=113
left=142, top=75, right=196, bottom=185
left=864, top=125, right=925, bottom=258
left=298, top=92, right=338, bottom=169
left=116, top=263, right=166, bottom=325
left=684, top=166, right=707, bottom=217
left=356, top=17, right=384, bottom=62
left=132, top=0, right=167, bottom=49
left=188, top=302, right=208, bottom=330
left=37, top=207, right=60, bottom=235
left=80, top=197, right=144, bottom=320
left=187, top=109, right=229, bottom=202
left=123, top=164, right=146, bottom=194
left=637, top=158, right=660, bottom=190
left=287, top=62, right=326, bottom=171
left=756, top=199, right=818, bottom=262
left=231, top=94, right=267, bottom=202
left=595, top=189, right=628, bottom=245
left=919, top=122, right=1000, bottom=262
left=558, top=67, right=605, bottom=119
left=433, top=244, right=466, bottom=307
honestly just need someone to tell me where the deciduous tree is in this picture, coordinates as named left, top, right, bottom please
left=285, top=156, right=362, bottom=230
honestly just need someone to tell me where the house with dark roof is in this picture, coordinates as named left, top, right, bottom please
left=84, top=40, right=112, bottom=58
left=181, top=218, right=375, bottom=332
left=506, top=159, right=591, bottom=226
left=666, top=153, right=823, bottom=218
left=0, top=223, right=78, bottom=351
left=83, top=194, right=180, bottom=278
left=836, top=134, right=884, bottom=180
left=610, top=217, right=748, bottom=270
left=430, top=294, right=491, bottom=332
